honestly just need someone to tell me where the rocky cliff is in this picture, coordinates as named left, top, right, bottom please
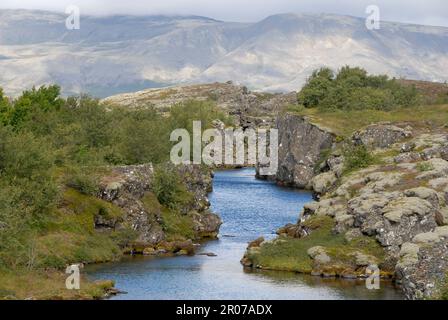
left=257, top=113, right=336, bottom=188
left=243, top=122, right=448, bottom=300
left=97, top=163, right=221, bottom=255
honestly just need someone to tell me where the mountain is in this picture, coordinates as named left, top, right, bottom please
left=1, top=9, right=447, bottom=97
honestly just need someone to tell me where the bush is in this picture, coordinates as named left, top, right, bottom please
left=298, top=66, right=419, bottom=111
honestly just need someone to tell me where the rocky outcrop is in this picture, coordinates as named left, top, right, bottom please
left=353, top=123, right=413, bottom=149
left=272, top=114, right=336, bottom=188
left=244, top=127, right=448, bottom=299
left=97, top=163, right=221, bottom=253
left=103, top=82, right=298, bottom=129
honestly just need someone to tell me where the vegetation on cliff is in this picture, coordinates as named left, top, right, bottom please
left=0, top=85, right=228, bottom=299
left=297, top=66, right=420, bottom=110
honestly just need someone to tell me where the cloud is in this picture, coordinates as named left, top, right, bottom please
left=1, top=0, right=447, bottom=26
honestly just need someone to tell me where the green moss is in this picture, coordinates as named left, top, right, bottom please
left=248, top=216, right=385, bottom=274
left=0, top=268, right=115, bottom=300
left=343, top=145, right=377, bottom=174
left=30, top=189, right=127, bottom=269
left=60, top=188, right=123, bottom=232
left=416, top=162, right=434, bottom=172
left=375, top=149, right=401, bottom=159
left=142, top=192, right=196, bottom=241
left=160, top=208, right=195, bottom=241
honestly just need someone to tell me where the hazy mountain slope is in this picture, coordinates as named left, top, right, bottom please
left=0, top=9, right=447, bottom=97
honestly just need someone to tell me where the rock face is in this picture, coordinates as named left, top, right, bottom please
left=99, top=164, right=164, bottom=244
left=244, top=125, right=448, bottom=299
left=97, top=163, right=221, bottom=251
left=353, top=123, right=413, bottom=148
left=272, top=114, right=335, bottom=188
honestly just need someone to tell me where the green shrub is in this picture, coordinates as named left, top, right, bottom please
left=343, top=144, right=375, bottom=173
left=298, top=66, right=419, bottom=111
left=152, top=165, right=193, bottom=210
left=416, top=162, right=434, bottom=172
left=65, top=168, right=100, bottom=196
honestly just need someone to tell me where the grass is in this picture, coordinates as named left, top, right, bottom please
left=0, top=268, right=114, bottom=300
left=286, top=104, right=448, bottom=137
left=28, top=188, right=129, bottom=269
left=247, top=216, right=385, bottom=274
left=440, top=274, right=448, bottom=300
left=416, top=162, right=435, bottom=172
left=62, top=188, right=124, bottom=230
left=141, top=192, right=195, bottom=241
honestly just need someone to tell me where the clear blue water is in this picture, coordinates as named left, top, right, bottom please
left=86, top=168, right=403, bottom=300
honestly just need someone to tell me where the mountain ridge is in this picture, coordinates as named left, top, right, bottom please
left=0, top=9, right=447, bottom=97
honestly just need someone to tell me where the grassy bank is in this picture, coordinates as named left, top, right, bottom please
left=286, top=104, right=448, bottom=137
left=246, top=216, right=387, bottom=276
left=0, top=268, right=115, bottom=300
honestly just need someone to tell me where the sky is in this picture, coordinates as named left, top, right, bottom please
left=1, top=0, right=448, bottom=27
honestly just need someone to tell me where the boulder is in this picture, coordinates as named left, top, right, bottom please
left=344, top=228, right=363, bottom=242
left=428, top=177, right=448, bottom=189
left=353, top=123, right=412, bottom=149
left=191, top=211, right=222, bottom=238
left=397, top=242, right=420, bottom=268
left=312, top=171, right=338, bottom=195
left=394, top=152, right=422, bottom=164
left=416, top=158, right=448, bottom=180
left=382, top=197, right=433, bottom=223
left=434, top=226, right=448, bottom=238
left=437, top=207, right=448, bottom=226
left=307, top=246, right=331, bottom=264
left=404, top=187, right=441, bottom=208
left=274, top=114, right=335, bottom=188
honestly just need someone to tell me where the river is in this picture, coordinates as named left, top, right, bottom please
left=86, top=168, right=403, bottom=299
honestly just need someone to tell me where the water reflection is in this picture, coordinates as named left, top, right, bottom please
left=86, top=168, right=403, bottom=300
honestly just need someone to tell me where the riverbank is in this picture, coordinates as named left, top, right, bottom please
left=243, top=118, right=448, bottom=300
left=86, top=168, right=403, bottom=299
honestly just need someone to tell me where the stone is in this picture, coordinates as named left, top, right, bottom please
left=248, top=237, right=265, bottom=248
left=434, top=226, right=448, bottom=238
left=307, top=246, right=332, bottom=264
left=353, top=123, right=412, bottom=149
left=142, top=247, right=156, bottom=255
left=307, top=246, right=326, bottom=258
left=344, top=228, right=363, bottom=242
left=334, top=214, right=354, bottom=232
left=416, top=158, right=448, bottom=180
left=312, top=171, right=338, bottom=195
left=437, top=207, right=448, bottom=226
left=394, top=152, right=421, bottom=164
left=400, top=142, right=416, bottom=153
left=274, top=114, right=335, bottom=188
left=351, top=252, right=378, bottom=266
left=382, top=197, right=433, bottom=223
left=191, top=211, right=222, bottom=238
left=397, top=242, right=420, bottom=268
left=327, top=155, right=345, bottom=178
left=412, top=232, right=440, bottom=244
left=404, top=187, right=441, bottom=207
left=315, top=253, right=332, bottom=264
left=428, top=177, right=448, bottom=189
